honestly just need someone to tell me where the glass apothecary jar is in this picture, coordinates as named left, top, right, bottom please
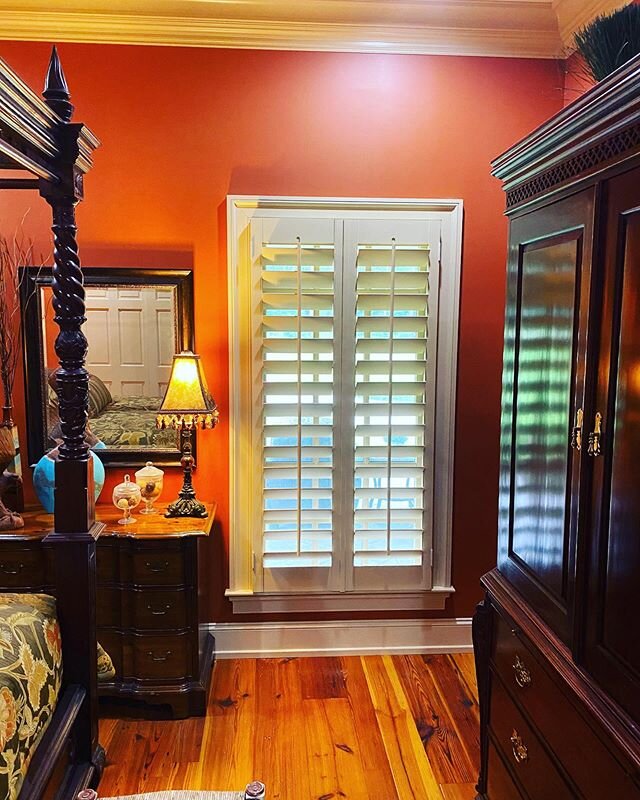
left=134, top=461, right=164, bottom=515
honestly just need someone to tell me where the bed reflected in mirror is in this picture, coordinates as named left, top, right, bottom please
left=21, top=268, right=194, bottom=467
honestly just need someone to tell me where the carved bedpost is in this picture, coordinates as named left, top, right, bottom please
left=39, top=46, right=104, bottom=781
left=472, top=593, right=493, bottom=798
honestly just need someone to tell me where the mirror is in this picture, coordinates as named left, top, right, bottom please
left=21, top=268, right=194, bottom=467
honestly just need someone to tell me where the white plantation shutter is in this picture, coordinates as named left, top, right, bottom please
left=354, top=246, right=429, bottom=564
left=253, top=218, right=342, bottom=592
left=343, top=219, right=440, bottom=591
left=229, top=199, right=459, bottom=607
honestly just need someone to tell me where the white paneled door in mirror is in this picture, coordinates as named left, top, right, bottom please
left=228, top=198, right=462, bottom=611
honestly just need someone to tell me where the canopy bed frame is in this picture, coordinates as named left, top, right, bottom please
left=0, top=48, right=102, bottom=798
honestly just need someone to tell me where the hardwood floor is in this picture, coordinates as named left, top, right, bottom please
left=98, top=653, right=479, bottom=800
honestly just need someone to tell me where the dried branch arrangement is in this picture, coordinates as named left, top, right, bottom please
left=574, top=4, right=640, bottom=84
left=0, top=234, right=35, bottom=425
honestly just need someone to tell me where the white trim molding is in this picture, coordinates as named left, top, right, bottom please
left=208, top=617, right=473, bottom=659
left=0, top=0, right=583, bottom=59
left=227, top=588, right=454, bottom=615
left=0, top=0, right=630, bottom=57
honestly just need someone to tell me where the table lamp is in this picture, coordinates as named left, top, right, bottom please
left=156, top=351, right=219, bottom=518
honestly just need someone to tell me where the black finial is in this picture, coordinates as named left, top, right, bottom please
left=43, top=45, right=74, bottom=122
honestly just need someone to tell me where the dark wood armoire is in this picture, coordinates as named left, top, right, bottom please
left=473, top=56, right=640, bottom=799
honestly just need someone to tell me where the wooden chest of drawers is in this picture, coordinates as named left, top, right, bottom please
left=0, top=504, right=216, bottom=719
left=475, top=571, right=640, bottom=800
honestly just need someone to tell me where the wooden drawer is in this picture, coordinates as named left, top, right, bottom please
left=489, top=671, right=575, bottom=800
left=97, top=585, right=120, bottom=628
left=487, top=740, right=525, bottom=800
left=0, top=546, right=47, bottom=588
left=97, top=540, right=119, bottom=584
left=130, top=588, right=188, bottom=630
left=132, top=632, right=191, bottom=680
left=131, top=544, right=185, bottom=586
left=493, top=610, right=640, bottom=799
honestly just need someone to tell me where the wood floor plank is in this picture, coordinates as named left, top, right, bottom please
left=341, top=656, right=400, bottom=800
left=394, top=654, right=478, bottom=785
left=188, top=658, right=257, bottom=792
left=252, top=657, right=313, bottom=800
left=100, top=720, right=152, bottom=795
left=362, top=655, right=442, bottom=800
left=303, top=697, right=372, bottom=799
left=449, top=653, right=479, bottom=702
left=422, top=655, right=480, bottom=777
left=299, top=656, right=347, bottom=700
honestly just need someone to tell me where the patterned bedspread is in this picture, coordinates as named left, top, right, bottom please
left=89, top=396, right=177, bottom=448
left=0, top=594, right=62, bottom=800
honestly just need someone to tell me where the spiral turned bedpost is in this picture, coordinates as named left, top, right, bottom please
left=40, top=46, right=104, bottom=778
left=51, top=200, right=90, bottom=462
left=41, top=45, right=95, bottom=532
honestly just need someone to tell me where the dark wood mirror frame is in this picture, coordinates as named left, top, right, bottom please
left=20, top=267, right=195, bottom=467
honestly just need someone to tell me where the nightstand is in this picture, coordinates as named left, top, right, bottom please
left=0, top=503, right=216, bottom=719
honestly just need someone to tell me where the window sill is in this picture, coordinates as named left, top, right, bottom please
left=225, top=586, right=454, bottom=614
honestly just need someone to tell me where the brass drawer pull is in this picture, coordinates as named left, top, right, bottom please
left=145, top=560, right=169, bottom=573
left=147, top=603, right=171, bottom=616
left=513, top=654, right=532, bottom=688
left=147, top=650, right=172, bottom=663
left=0, top=562, right=24, bottom=575
left=588, top=412, right=602, bottom=457
left=570, top=407, right=583, bottom=451
left=510, top=730, right=529, bottom=764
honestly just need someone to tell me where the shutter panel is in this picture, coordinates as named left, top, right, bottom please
left=354, top=243, right=429, bottom=567
left=343, top=218, right=441, bottom=591
left=255, top=218, right=341, bottom=591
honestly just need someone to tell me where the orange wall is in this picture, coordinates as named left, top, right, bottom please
left=0, top=42, right=565, bottom=622
left=563, top=52, right=595, bottom=106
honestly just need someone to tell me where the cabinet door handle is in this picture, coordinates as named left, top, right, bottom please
left=147, top=650, right=172, bottom=663
left=147, top=603, right=171, bottom=616
left=588, top=412, right=602, bottom=457
left=513, top=655, right=532, bottom=688
left=145, top=560, right=169, bottom=573
left=510, top=730, right=529, bottom=764
left=0, top=562, right=24, bottom=575
left=570, top=408, right=583, bottom=451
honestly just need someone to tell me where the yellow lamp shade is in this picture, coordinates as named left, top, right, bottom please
left=156, top=351, right=219, bottom=430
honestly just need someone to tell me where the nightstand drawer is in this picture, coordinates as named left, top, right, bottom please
left=97, top=586, right=120, bottom=627
left=489, top=670, right=575, bottom=800
left=131, top=588, right=188, bottom=630
left=133, top=632, right=191, bottom=680
left=97, top=540, right=119, bottom=584
left=131, top=544, right=185, bottom=586
left=492, top=610, right=634, bottom=800
left=0, top=547, right=47, bottom=588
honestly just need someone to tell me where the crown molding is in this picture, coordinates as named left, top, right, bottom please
left=1, top=0, right=629, bottom=58
left=0, top=4, right=564, bottom=58
left=553, top=0, right=633, bottom=48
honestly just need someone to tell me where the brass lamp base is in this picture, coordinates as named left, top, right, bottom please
left=165, top=495, right=207, bottom=518
left=164, top=427, right=208, bottom=519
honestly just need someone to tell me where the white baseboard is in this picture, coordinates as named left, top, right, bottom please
left=207, top=617, right=473, bottom=659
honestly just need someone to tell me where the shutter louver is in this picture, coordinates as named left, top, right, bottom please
left=353, top=243, right=430, bottom=568
left=261, top=241, right=335, bottom=570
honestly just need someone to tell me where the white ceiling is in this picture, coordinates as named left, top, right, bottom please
left=0, top=0, right=632, bottom=58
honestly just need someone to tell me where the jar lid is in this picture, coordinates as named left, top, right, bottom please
left=134, top=461, right=164, bottom=480
left=113, top=474, right=140, bottom=497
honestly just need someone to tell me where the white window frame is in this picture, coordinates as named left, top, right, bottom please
left=227, top=196, right=463, bottom=614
